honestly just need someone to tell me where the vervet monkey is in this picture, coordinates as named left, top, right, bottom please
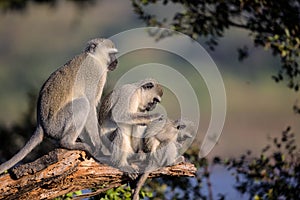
left=132, top=118, right=194, bottom=200
left=98, top=79, right=164, bottom=174
left=0, top=38, right=118, bottom=174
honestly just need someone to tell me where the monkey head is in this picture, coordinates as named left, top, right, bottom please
left=173, top=119, right=193, bottom=142
left=85, top=38, right=118, bottom=71
left=136, top=79, right=164, bottom=112
left=147, top=117, right=194, bottom=144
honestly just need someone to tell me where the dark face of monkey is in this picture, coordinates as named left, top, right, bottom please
left=108, top=53, right=118, bottom=71
left=144, top=97, right=160, bottom=111
left=139, top=82, right=163, bottom=112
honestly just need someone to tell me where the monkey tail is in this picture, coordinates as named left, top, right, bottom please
left=132, top=172, right=150, bottom=200
left=0, top=126, right=44, bottom=174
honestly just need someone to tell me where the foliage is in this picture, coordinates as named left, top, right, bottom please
left=0, top=1, right=299, bottom=199
left=2, top=0, right=299, bottom=91
left=54, top=190, right=82, bottom=200
left=130, top=128, right=300, bottom=200
left=0, top=0, right=96, bottom=11
left=91, top=185, right=132, bottom=200
left=137, top=147, right=218, bottom=200
left=223, top=126, right=300, bottom=200
left=1, top=93, right=298, bottom=200
left=131, top=0, right=300, bottom=91
left=89, top=184, right=152, bottom=200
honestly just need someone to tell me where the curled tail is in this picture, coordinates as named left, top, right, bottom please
left=0, top=126, right=44, bottom=174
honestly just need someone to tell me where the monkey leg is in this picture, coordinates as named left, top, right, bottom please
left=144, top=143, right=178, bottom=173
left=57, top=97, right=93, bottom=153
left=160, top=143, right=179, bottom=167
left=80, top=107, right=102, bottom=154
left=110, top=131, right=138, bottom=178
left=98, top=130, right=114, bottom=156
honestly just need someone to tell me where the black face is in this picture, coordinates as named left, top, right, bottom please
left=108, top=54, right=118, bottom=71
left=145, top=97, right=160, bottom=111
left=145, top=102, right=156, bottom=111
left=176, top=124, right=186, bottom=130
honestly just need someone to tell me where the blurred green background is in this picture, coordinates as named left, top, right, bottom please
left=0, top=0, right=299, bottom=160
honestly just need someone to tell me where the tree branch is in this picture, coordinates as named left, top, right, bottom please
left=0, top=149, right=197, bottom=200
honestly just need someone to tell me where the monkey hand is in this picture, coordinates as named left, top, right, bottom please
left=150, top=113, right=164, bottom=122
left=121, top=164, right=139, bottom=180
left=158, top=115, right=164, bottom=121
left=174, top=156, right=185, bottom=165
left=126, top=172, right=139, bottom=180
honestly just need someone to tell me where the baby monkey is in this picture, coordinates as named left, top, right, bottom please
left=132, top=117, right=195, bottom=200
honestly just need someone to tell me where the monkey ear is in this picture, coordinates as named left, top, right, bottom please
left=142, top=82, right=154, bottom=90
left=176, top=124, right=186, bottom=130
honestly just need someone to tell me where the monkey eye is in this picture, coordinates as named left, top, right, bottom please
left=85, top=42, right=97, bottom=53
left=176, top=124, right=186, bottom=130
left=142, top=82, right=154, bottom=89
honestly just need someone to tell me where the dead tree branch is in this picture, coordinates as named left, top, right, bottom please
left=0, top=149, right=196, bottom=199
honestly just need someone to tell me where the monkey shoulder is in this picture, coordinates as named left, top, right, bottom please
left=38, top=54, right=88, bottom=118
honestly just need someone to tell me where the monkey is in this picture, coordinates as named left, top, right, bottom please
left=140, top=117, right=194, bottom=171
left=132, top=117, right=195, bottom=200
left=0, top=38, right=118, bottom=174
left=97, top=78, right=164, bottom=175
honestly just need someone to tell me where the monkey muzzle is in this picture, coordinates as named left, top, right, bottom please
left=108, top=54, right=118, bottom=71
left=145, top=103, right=156, bottom=112
left=145, top=97, right=160, bottom=111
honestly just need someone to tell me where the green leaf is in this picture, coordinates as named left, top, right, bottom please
left=285, top=28, right=290, bottom=37
left=281, top=50, right=287, bottom=57
left=74, top=190, right=82, bottom=195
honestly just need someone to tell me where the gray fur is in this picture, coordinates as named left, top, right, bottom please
left=143, top=118, right=194, bottom=171
left=132, top=118, right=195, bottom=200
left=97, top=79, right=164, bottom=176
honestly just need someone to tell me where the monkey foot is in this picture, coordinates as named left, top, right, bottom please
left=125, top=172, right=139, bottom=180
left=120, top=165, right=139, bottom=180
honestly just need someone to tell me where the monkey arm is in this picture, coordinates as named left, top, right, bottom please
left=112, top=112, right=162, bottom=125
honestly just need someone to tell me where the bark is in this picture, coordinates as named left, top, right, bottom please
left=0, top=149, right=196, bottom=200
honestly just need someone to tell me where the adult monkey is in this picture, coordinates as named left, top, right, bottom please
left=0, top=38, right=118, bottom=174
left=98, top=79, right=164, bottom=174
